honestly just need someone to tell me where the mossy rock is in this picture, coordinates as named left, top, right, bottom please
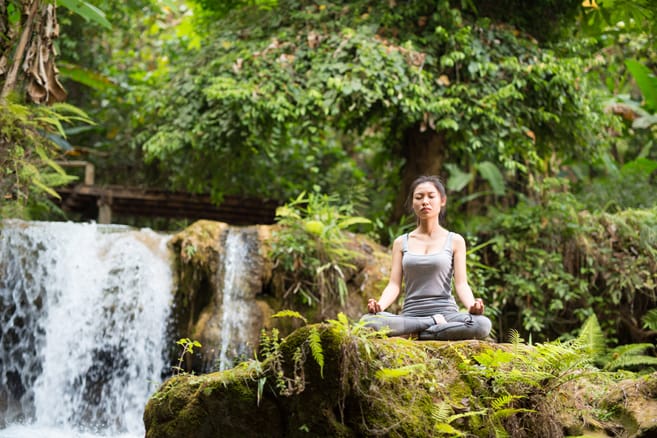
left=145, top=323, right=653, bottom=437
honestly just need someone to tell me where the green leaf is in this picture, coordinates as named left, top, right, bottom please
left=445, top=163, right=473, bottom=192
left=272, top=310, right=308, bottom=324
left=58, top=62, right=117, bottom=92
left=337, top=216, right=371, bottom=229
left=643, top=308, right=657, bottom=331
left=577, top=314, right=605, bottom=357
left=31, top=178, right=61, bottom=199
left=620, top=158, right=657, bottom=179
left=57, top=0, right=112, bottom=30
left=476, top=161, right=505, bottom=196
left=625, top=59, right=657, bottom=112
left=308, top=327, right=324, bottom=378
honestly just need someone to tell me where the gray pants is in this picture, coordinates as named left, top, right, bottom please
left=360, top=311, right=491, bottom=340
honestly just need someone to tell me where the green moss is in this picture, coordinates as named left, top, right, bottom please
left=147, top=324, right=655, bottom=437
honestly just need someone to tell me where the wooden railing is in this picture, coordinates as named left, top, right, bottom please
left=55, top=161, right=279, bottom=225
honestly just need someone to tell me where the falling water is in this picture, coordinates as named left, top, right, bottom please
left=217, top=229, right=255, bottom=371
left=0, top=220, right=173, bottom=438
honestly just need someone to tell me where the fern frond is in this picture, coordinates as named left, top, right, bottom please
left=606, top=355, right=657, bottom=371
left=492, top=407, right=536, bottom=419
left=604, top=343, right=657, bottom=371
left=431, top=401, right=452, bottom=423
left=447, top=410, right=488, bottom=422
left=272, top=310, right=307, bottom=324
left=577, top=314, right=606, bottom=357
left=643, top=308, right=657, bottom=330
left=433, top=423, right=465, bottom=436
left=493, top=425, right=511, bottom=438
left=491, top=394, right=524, bottom=411
left=308, top=327, right=324, bottom=378
left=507, top=329, right=522, bottom=345
left=374, top=364, right=425, bottom=381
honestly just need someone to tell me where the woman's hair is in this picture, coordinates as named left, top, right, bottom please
left=405, top=175, right=447, bottom=223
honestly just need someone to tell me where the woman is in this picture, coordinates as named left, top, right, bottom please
left=361, top=175, right=491, bottom=340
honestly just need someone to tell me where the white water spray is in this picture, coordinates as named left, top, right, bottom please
left=0, top=220, right=173, bottom=437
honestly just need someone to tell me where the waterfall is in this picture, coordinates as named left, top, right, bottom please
left=217, top=229, right=255, bottom=371
left=0, top=220, right=173, bottom=438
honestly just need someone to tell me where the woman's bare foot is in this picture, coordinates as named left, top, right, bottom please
left=432, top=314, right=447, bottom=325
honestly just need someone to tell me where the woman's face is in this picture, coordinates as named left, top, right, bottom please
left=412, top=182, right=445, bottom=219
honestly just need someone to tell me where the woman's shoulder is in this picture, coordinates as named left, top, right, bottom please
left=449, top=232, right=467, bottom=249
left=391, top=234, right=406, bottom=249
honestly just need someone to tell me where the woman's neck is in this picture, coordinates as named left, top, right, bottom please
left=415, top=219, right=443, bottom=237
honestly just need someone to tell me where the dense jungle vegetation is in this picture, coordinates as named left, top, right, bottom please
left=1, top=0, right=657, bottom=348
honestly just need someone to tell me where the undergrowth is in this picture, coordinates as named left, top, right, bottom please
left=240, top=311, right=649, bottom=437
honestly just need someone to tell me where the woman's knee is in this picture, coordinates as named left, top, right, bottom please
left=472, top=315, right=492, bottom=339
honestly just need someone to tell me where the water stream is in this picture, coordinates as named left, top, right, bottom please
left=217, top=229, right=253, bottom=371
left=0, top=220, right=173, bottom=438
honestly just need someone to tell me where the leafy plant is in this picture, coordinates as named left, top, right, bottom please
left=579, top=314, right=657, bottom=373
left=1, top=99, right=93, bottom=219
left=269, top=190, right=371, bottom=312
left=256, top=314, right=327, bottom=397
left=172, top=337, right=202, bottom=375
left=479, top=177, right=657, bottom=344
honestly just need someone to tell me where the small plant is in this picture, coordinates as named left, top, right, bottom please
left=172, top=337, right=202, bottom=376
left=269, top=190, right=371, bottom=311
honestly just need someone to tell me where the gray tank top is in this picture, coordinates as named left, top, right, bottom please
left=401, top=232, right=458, bottom=316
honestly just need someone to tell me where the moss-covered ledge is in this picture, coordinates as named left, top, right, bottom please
left=144, top=322, right=657, bottom=438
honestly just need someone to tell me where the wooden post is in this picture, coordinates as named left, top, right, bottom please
left=98, top=195, right=112, bottom=224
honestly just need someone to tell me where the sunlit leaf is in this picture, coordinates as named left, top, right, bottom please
left=58, top=0, right=112, bottom=29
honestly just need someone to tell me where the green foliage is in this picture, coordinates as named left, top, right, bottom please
left=575, top=156, right=657, bottom=211
left=55, top=0, right=190, bottom=193
left=58, top=0, right=112, bottom=30
left=272, top=309, right=308, bottom=324
left=135, top=0, right=606, bottom=218
left=308, top=326, right=324, bottom=378
left=172, top=337, right=202, bottom=375
left=577, top=314, right=657, bottom=373
left=269, top=191, right=370, bottom=311
left=1, top=100, right=92, bottom=219
left=625, top=59, right=657, bottom=113
left=256, top=323, right=327, bottom=396
left=478, top=178, right=657, bottom=344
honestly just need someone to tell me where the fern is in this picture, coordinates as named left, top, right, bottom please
left=577, top=314, right=606, bottom=358
left=491, top=394, right=524, bottom=411
left=643, top=308, right=657, bottom=330
left=603, top=343, right=657, bottom=371
left=308, top=327, right=324, bottom=378
left=431, top=401, right=451, bottom=423
left=433, top=423, right=465, bottom=436
left=374, top=364, right=425, bottom=381
left=272, top=310, right=308, bottom=324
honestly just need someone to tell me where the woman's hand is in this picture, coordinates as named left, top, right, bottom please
left=367, top=298, right=381, bottom=314
left=468, top=298, right=485, bottom=315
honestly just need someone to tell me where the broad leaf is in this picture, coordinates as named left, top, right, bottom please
left=625, top=59, right=657, bottom=113
left=476, top=161, right=505, bottom=196
left=58, top=0, right=111, bottom=30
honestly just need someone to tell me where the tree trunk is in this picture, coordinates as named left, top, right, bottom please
left=391, top=125, right=446, bottom=223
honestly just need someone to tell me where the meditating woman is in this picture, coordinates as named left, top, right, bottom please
left=361, top=175, right=491, bottom=340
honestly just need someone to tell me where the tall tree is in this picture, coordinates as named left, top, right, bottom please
left=140, top=0, right=606, bottom=222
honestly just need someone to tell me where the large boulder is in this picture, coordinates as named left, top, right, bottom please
left=144, top=322, right=652, bottom=437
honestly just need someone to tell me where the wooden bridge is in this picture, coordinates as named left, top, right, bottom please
left=55, top=161, right=280, bottom=225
